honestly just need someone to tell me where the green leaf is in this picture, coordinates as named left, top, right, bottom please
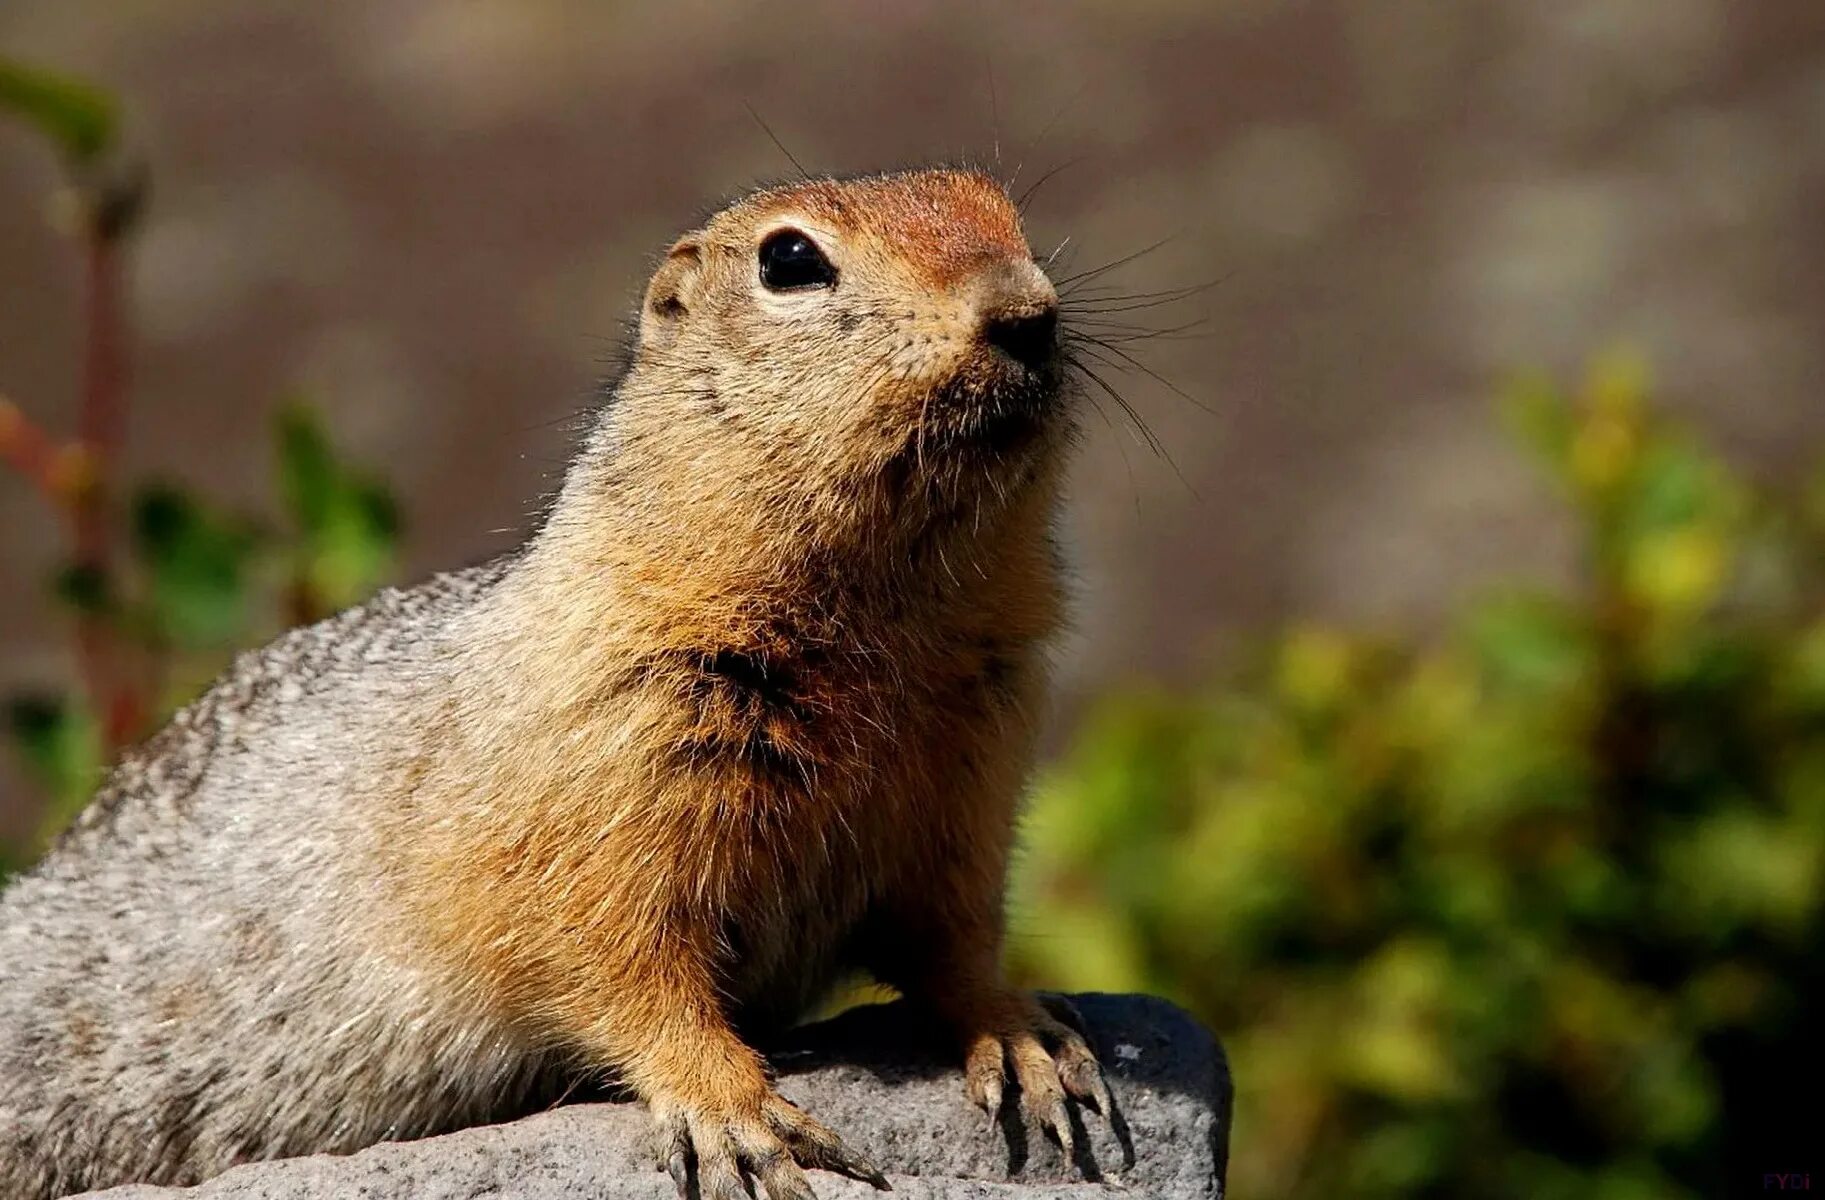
left=277, top=402, right=337, bottom=537
left=7, top=693, right=103, bottom=820
left=1801, top=456, right=1825, bottom=534
left=275, top=402, right=398, bottom=613
left=1465, top=595, right=1592, bottom=696
left=1619, top=440, right=1733, bottom=541
left=1500, top=372, right=1573, bottom=473
left=320, top=478, right=398, bottom=591
left=0, top=57, right=117, bottom=164
left=131, top=484, right=259, bottom=645
left=50, top=562, right=112, bottom=617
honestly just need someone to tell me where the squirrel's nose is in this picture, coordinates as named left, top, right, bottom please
left=984, top=307, right=1059, bottom=371
left=975, top=258, right=1060, bottom=372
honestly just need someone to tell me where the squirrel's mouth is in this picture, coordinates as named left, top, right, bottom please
left=906, top=360, right=1064, bottom=463
left=900, top=264, right=1066, bottom=462
left=956, top=387, right=1056, bottom=454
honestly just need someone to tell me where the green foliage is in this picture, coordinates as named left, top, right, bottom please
left=131, top=485, right=260, bottom=647
left=6, top=697, right=103, bottom=828
left=1010, top=357, right=1823, bottom=1198
left=278, top=403, right=400, bottom=619
left=3, top=412, right=398, bottom=849
left=0, top=58, right=399, bottom=883
left=2, top=66, right=1813, bottom=1187
left=0, top=56, right=117, bottom=164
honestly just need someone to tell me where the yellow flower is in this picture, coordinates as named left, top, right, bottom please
left=1584, top=346, right=1650, bottom=419
left=1627, top=527, right=1728, bottom=614
left=1278, top=626, right=1355, bottom=709
left=1571, top=414, right=1637, bottom=494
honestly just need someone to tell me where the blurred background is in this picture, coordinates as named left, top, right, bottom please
left=2, top=3, right=1822, bottom=1197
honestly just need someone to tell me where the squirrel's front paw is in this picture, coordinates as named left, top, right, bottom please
left=963, top=992, right=1114, bottom=1164
left=652, top=1092, right=891, bottom=1200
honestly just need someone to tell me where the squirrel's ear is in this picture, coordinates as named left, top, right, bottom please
left=639, top=237, right=703, bottom=351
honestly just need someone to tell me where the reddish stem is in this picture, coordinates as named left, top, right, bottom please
left=77, top=235, right=125, bottom=555
left=0, top=398, right=70, bottom=498
left=74, top=230, right=141, bottom=749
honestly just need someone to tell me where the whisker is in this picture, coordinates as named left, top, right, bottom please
left=1076, top=381, right=1144, bottom=519
left=1006, top=80, right=1091, bottom=195
left=1016, top=157, right=1084, bottom=215
left=1066, top=351, right=1164, bottom=456
left=1050, top=235, right=1181, bottom=290
left=986, top=58, right=1002, bottom=170
left=1062, top=315, right=1212, bottom=342
left=1067, top=355, right=1201, bottom=500
left=743, top=101, right=811, bottom=179
left=1060, top=276, right=1232, bottom=311
left=915, top=386, right=933, bottom=477
left=515, top=406, right=601, bottom=435
left=1065, top=330, right=1215, bottom=415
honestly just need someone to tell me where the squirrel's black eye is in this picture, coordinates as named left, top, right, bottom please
left=758, top=229, right=837, bottom=292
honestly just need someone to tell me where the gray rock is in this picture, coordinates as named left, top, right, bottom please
left=85, top=994, right=1227, bottom=1199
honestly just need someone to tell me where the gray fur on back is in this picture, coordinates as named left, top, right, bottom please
left=0, top=560, right=563, bottom=1198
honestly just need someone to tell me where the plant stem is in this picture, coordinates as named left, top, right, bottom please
left=0, top=395, right=73, bottom=498
left=76, top=233, right=123, bottom=555
left=74, top=226, right=140, bottom=749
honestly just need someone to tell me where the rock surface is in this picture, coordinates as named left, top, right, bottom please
left=86, top=994, right=1227, bottom=1199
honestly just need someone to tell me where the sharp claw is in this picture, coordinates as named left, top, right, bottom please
left=852, top=1153, right=892, bottom=1189
left=659, top=1112, right=693, bottom=1196
left=759, top=1162, right=817, bottom=1200
left=832, top=1144, right=891, bottom=1190
left=1092, top=1076, right=1114, bottom=1118
left=703, top=1161, right=748, bottom=1200
left=979, top=1074, right=1004, bottom=1118
left=1045, top=1095, right=1075, bottom=1162
left=761, top=1104, right=888, bottom=1189
left=1065, top=1056, right=1112, bottom=1116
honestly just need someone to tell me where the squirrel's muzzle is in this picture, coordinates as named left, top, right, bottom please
left=972, top=258, right=1061, bottom=375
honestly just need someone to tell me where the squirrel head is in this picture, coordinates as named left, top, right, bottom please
left=583, top=168, right=1070, bottom=563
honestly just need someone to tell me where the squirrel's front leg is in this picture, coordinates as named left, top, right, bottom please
left=570, top=927, right=888, bottom=1200
left=865, top=849, right=1113, bottom=1162
left=931, top=969, right=1114, bottom=1161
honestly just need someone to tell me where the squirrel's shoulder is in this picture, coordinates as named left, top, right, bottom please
left=197, top=552, right=516, bottom=713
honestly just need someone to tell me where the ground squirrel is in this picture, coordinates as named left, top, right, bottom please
left=0, top=167, right=1114, bottom=1199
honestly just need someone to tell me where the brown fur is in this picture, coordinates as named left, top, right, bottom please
left=378, top=168, right=1103, bottom=1193
left=0, top=168, right=1106, bottom=1200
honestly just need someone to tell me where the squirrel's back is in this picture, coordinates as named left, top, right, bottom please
left=0, top=560, right=557, bottom=1196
